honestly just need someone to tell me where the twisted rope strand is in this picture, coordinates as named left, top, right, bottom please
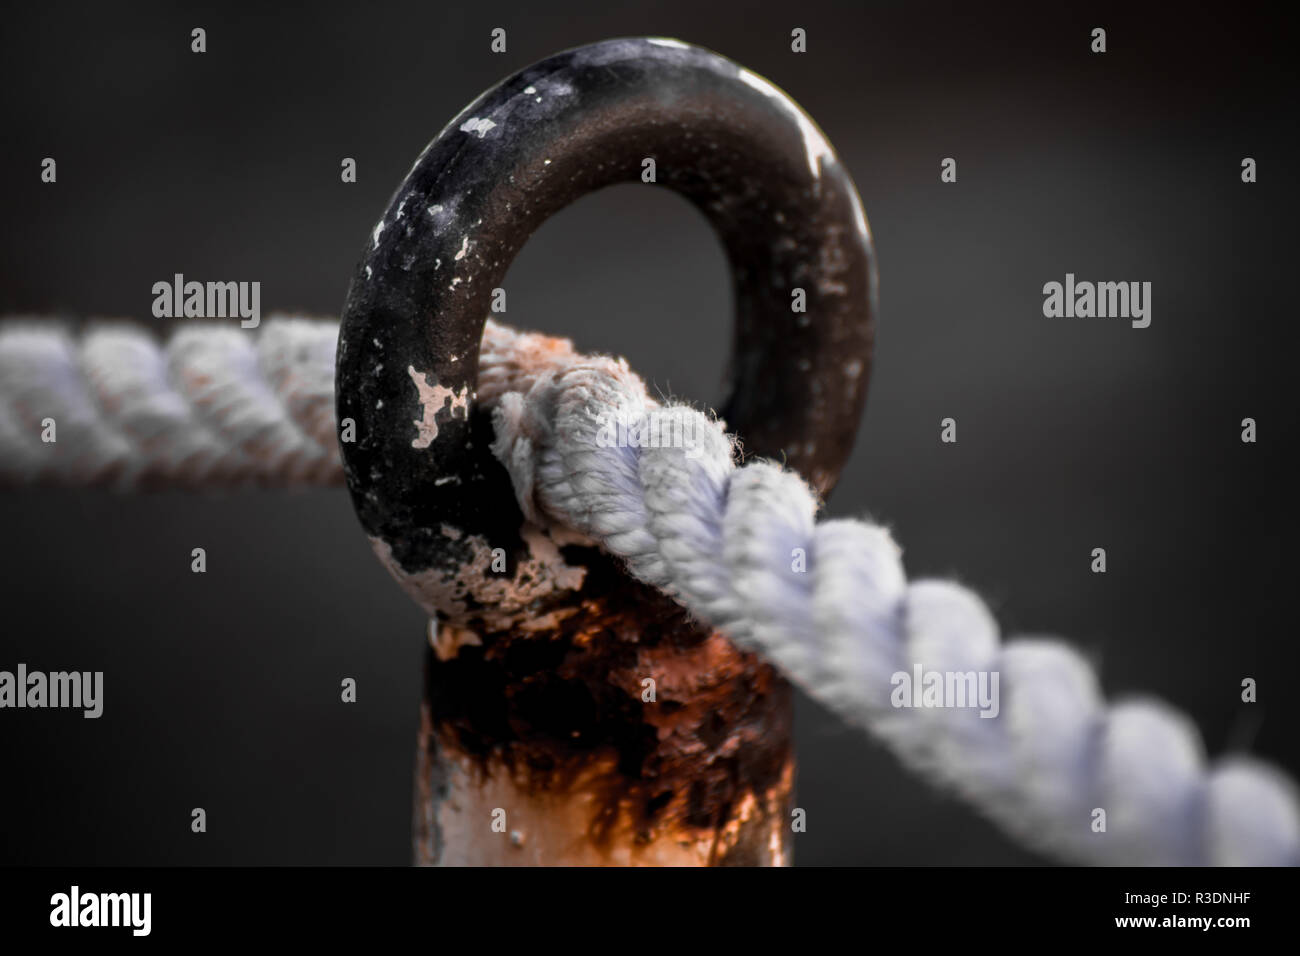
left=0, top=318, right=343, bottom=488
left=2, top=317, right=1295, bottom=865
left=0, top=317, right=584, bottom=489
left=487, top=347, right=1300, bottom=867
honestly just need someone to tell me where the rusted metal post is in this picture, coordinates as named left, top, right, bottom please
left=337, top=38, right=876, bottom=865
left=415, top=560, right=796, bottom=865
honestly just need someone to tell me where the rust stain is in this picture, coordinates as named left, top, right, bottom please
left=418, top=550, right=795, bottom=864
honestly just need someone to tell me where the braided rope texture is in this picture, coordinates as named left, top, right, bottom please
left=2, top=316, right=1295, bottom=865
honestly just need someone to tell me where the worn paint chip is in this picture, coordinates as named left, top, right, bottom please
left=408, top=365, right=470, bottom=448
left=460, top=117, right=497, bottom=138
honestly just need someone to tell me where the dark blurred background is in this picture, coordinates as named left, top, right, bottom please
left=1, top=1, right=1296, bottom=865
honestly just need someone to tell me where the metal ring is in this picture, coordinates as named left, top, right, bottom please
left=337, top=36, right=876, bottom=592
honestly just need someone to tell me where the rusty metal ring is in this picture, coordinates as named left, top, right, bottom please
left=337, top=36, right=876, bottom=606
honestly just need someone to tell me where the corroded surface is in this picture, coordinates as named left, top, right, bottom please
left=414, top=551, right=795, bottom=866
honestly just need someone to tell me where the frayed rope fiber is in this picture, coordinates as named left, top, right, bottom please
left=3, top=316, right=1297, bottom=865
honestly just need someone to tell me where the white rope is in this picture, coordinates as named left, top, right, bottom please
left=0, top=317, right=581, bottom=488
left=0, top=317, right=342, bottom=488
left=2, top=316, right=1295, bottom=865
left=487, top=340, right=1300, bottom=867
